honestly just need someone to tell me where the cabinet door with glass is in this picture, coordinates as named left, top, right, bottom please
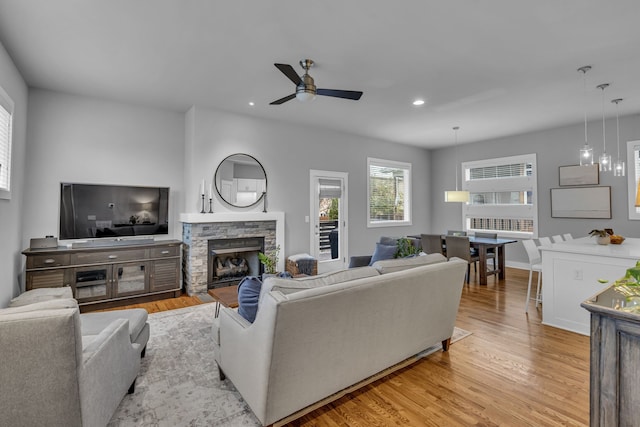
left=112, top=261, right=149, bottom=298
left=73, top=265, right=110, bottom=303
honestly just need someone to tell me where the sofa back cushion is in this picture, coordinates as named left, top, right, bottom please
left=9, top=287, right=74, bottom=307
left=371, top=253, right=446, bottom=274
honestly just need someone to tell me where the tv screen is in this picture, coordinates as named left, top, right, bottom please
left=59, top=183, right=170, bottom=240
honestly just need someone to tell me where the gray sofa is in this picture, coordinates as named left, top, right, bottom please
left=0, top=288, right=149, bottom=427
left=214, top=254, right=467, bottom=426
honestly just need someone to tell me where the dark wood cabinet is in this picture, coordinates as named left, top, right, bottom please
left=581, top=285, right=640, bottom=426
left=23, top=240, right=182, bottom=310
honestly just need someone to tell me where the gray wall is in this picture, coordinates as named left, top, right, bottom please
left=22, top=89, right=186, bottom=245
left=0, top=41, right=28, bottom=306
left=185, top=106, right=432, bottom=258
left=431, top=117, right=640, bottom=265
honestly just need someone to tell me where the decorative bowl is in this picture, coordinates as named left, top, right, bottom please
left=610, top=235, right=625, bottom=245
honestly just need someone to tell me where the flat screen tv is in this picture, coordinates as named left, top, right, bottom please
left=59, top=183, right=170, bottom=240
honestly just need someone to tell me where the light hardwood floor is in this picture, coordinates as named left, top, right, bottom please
left=115, top=267, right=591, bottom=426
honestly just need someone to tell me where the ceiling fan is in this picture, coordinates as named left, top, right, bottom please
left=270, top=59, right=363, bottom=105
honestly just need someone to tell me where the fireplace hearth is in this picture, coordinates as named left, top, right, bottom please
left=208, top=237, right=264, bottom=288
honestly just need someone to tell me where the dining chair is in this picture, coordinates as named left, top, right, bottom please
left=538, top=236, right=552, bottom=247
left=420, top=234, right=445, bottom=256
left=445, top=235, right=478, bottom=284
left=563, top=233, right=573, bottom=240
left=522, top=239, right=543, bottom=313
left=447, top=230, right=467, bottom=236
left=551, top=235, right=564, bottom=243
left=473, top=232, right=497, bottom=270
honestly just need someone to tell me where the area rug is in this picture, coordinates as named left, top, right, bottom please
left=108, top=303, right=471, bottom=426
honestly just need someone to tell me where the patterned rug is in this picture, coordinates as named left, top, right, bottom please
left=108, top=303, right=471, bottom=426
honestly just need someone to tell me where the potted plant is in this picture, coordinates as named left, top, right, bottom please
left=258, top=245, right=280, bottom=277
left=589, top=228, right=613, bottom=245
left=396, top=237, right=420, bottom=258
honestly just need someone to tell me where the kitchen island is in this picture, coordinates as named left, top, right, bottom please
left=540, top=236, right=640, bottom=335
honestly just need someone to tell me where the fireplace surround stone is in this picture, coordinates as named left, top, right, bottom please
left=180, top=212, right=285, bottom=295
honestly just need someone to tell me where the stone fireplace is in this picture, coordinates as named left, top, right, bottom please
left=180, top=212, right=285, bottom=295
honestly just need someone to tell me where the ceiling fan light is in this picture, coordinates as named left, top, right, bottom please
left=296, top=90, right=316, bottom=102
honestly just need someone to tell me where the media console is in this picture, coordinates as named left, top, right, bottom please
left=22, top=239, right=183, bottom=311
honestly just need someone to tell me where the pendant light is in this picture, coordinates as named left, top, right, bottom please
left=444, top=126, right=470, bottom=203
left=597, top=83, right=612, bottom=172
left=578, top=66, right=594, bottom=165
left=611, top=98, right=625, bottom=177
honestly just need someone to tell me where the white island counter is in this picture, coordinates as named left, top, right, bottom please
left=540, top=237, right=640, bottom=335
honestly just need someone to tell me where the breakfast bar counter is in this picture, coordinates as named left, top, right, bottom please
left=540, top=237, right=640, bottom=335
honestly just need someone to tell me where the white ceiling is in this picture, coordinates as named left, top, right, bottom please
left=1, top=0, right=640, bottom=148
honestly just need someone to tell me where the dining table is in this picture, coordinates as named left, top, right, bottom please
left=410, top=234, right=518, bottom=285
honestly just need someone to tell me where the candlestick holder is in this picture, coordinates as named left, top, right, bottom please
left=200, top=194, right=206, bottom=213
left=262, top=192, right=267, bottom=213
left=208, top=198, right=213, bottom=213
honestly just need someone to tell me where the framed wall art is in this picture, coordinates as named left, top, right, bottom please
left=550, top=186, right=611, bottom=219
left=558, top=164, right=599, bottom=186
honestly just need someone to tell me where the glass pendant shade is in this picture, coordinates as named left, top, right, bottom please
left=580, top=145, right=594, bottom=165
left=613, top=160, right=625, bottom=176
left=599, top=152, right=612, bottom=172
left=444, top=190, right=470, bottom=203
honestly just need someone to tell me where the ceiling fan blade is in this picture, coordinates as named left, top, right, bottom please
left=269, top=94, right=296, bottom=105
left=317, top=88, right=363, bottom=100
left=274, top=63, right=302, bottom=85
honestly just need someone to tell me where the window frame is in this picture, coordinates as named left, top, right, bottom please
left=461, top=153, right=538, bottom=239
left=626, top=140, right=640, bottom=220
left=0, top=85, right=14, bottom=200
left=367, top=157, right=412, bottom=228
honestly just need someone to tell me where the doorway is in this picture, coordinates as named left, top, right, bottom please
left=309, top=170, right=348, bottom=273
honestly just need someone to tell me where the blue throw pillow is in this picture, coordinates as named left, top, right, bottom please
left=369, top=243, right=397, bottom=266
left=237, top=276, right=262, bottom=323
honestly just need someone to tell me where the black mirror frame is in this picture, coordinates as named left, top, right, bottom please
left=214, top=153, right=267, bottom=208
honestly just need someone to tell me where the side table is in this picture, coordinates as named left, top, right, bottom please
left=210, top=285, right=239, bottom=317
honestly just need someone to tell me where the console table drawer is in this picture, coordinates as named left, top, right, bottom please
left=27, top=254, right=70, bottom=269
left=149, top=246, right=180, bottom=258
left=72, top=249, right=146, bottom=264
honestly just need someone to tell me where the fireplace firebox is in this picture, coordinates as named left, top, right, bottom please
left=208, top=237, right=264, bottom=288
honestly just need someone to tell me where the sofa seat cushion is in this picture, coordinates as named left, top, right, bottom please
left=80, top=309, right=148, bottom=344
left=372, top=253, right=446, bottom=274
left=9, top=287, right=74, bottom=307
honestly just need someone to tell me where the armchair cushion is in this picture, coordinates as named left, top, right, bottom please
left=9, top=287, right=73, bottom=307
left=368, top=243, right=398, bottom=265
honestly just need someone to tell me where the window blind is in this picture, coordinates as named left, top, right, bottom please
left=0, top=90, right=13, bottom=194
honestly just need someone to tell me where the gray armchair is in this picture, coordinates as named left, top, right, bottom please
left=0, top=298, right=141, bottom=427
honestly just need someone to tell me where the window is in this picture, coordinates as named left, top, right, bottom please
left=627, top=140, right=640, bottom=220
left=367, top=158, right=411, bottom=227
left=0, top=85, right=14, bottom=200
left=462, top=154, right=537, bottom=238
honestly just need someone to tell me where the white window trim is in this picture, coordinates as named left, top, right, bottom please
left=462, top=153, right=538, bottom=239
left=627, top=140, right=640, bottom=220
left=367, top=157, right=412, bottom=228
left=0, top=84, right=14, bottom=200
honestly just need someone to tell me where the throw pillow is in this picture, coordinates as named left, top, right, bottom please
left=369, top=243, right=397, bottom=266
left=237, top=276, right=262, bottom=323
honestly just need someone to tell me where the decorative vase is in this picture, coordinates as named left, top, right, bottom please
left=597, top=235, right=610, bottom=245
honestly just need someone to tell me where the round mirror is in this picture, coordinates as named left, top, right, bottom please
left=214, top=153, right=267, bottom=208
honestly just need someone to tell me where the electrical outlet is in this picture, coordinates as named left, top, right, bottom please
left=573, top=269, right=583, bottom=280
left=87, top=215, right=96, bottom=220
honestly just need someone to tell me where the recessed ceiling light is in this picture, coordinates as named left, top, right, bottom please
left=248, top=101, right=255, bottom=106
left=412, top=99, right=425, bottom=106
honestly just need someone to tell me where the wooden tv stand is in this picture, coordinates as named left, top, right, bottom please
left=22, top=239, right=183, bottom=311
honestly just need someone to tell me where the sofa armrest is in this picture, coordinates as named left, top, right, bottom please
left=348, top=255, right=372, bottom=268
left=79, top=319, right=141, bottom=427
